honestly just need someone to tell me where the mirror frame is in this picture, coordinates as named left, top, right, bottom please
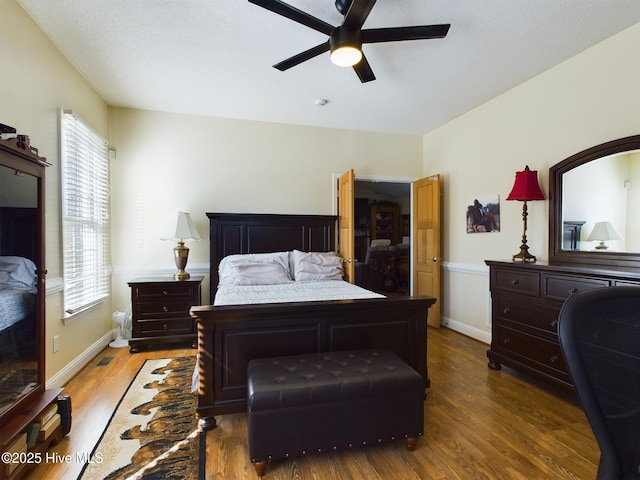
left=0, top=143, right=46, bottom=429
left=549, top=134, right=640, bottom=272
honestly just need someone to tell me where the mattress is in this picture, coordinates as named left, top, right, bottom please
left=213, top=280, right=384, bottom=306
left=0, top=288, right=35, bottom=332
left=192, top=281, right=384, bottom=393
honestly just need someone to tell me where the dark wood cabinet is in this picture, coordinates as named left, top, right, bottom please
left=128, top=276, right=203, bottom=353
left=485, top=260, right=640, bottom=390
left=370, top=204, right=400, bottom=244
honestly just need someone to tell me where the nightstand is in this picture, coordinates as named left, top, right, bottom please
left=127, top=276, right=203, bottom=353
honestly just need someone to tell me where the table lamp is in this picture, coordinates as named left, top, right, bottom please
left=506, top=166, right=545, bottom=263
left=160, top=211, right=201, bottom=279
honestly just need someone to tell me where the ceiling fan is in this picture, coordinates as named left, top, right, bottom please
left=248, top=0, right=450, bottom=83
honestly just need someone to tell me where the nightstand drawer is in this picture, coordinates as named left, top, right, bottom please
left=542, top=274, right=609, bottom=301
left=133, top=284, right=197, bottom=301
left=138, top=318, right=193, bottom=335
left=492, top=269, right=540, bottom=297
left=137, top=301, right=193, bottom=318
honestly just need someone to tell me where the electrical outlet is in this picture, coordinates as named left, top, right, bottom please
left=53, top=335, right=59, bottom=353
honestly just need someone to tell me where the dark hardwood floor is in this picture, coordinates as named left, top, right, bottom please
left=25, top=327, right=599, bottom=479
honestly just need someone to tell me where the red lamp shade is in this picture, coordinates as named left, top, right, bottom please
left=506, top=166, right=545, bottom=201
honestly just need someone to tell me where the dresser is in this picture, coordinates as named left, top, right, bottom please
left=485, top=260, right=640, bottom=390
left=128, top=276, right=203, bottom=353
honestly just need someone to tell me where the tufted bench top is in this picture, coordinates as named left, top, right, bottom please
left=247, top=349, right=423, bottom=411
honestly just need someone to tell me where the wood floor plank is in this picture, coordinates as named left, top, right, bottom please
left=24, top=329, right=599, bottom=479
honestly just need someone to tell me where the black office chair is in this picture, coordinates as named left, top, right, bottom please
left=558, top=286, right=640, bottom=480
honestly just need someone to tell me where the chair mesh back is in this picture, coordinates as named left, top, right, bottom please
left=559, top=287, right=640, bottom=480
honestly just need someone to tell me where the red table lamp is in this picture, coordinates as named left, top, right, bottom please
left=506, top=166, right=545, bottom=263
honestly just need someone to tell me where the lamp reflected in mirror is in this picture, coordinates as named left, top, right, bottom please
left=586, top=221, right=622, bottom=250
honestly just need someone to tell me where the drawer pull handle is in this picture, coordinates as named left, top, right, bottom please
left=569, top=288, right=579, bottom=294
left=163, top=323, right=168, bottom=330
left=162, top=290, right=168, bottom=296
left=163, top=306, right=169, bottom=312
left=502, top=308, right=511, bottom=314
left=550, top=355, right=559, bottom=363
left=503, top=338, right=511, bottom=345
left=510, top=279, right=519, bottom=285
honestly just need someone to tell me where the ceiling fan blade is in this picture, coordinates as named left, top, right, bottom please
left=342, top=0, right=377, bottom=31
left=362, top=24, right=450, bottom=44
left=353, top=54, right=376, bottom=83
left=273, top=42, right=330, bottom=71
left=249, top=0, right=335, bottom=35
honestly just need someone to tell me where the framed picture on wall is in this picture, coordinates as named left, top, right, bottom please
left=467, top=196, right=500, bottom=233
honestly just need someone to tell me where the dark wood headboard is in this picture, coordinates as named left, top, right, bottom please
left=207, top=213, right=338, bottom=302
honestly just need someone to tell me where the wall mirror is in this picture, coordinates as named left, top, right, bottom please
left=549, top=134, right=640, bottom=272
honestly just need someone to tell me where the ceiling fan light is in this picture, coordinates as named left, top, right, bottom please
left=330, top=46, right=362, bottom=67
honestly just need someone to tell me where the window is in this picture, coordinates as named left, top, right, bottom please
left=61, top=110, right=110, bottom=318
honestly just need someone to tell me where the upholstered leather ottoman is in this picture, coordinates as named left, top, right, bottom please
left=247, top=349, right=425, bottom=476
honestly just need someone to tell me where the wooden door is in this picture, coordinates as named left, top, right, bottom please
left=338, top=169, right=355, bottom=283
left=413, top=175, right=441, bottom=327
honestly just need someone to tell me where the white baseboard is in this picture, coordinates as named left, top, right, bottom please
left=441, top=316, right=491, bottom=345
left=45, top=329, right=116, bottom=389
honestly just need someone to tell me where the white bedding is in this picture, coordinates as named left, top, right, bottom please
left=0, top=288, right=35, bottom=331
left=214, top=280, right=384, bottom=306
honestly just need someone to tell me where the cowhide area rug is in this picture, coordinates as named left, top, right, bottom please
left=79, top=356, right=204, bottom=480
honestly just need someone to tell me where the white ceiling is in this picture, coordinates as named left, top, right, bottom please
left=17, top=0, right=640, bottom=135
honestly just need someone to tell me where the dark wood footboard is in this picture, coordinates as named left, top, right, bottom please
left=190, top=296, right=435, bottom=430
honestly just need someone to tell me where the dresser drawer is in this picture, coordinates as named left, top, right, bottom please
left=542, top=274, right=609, bottom=302
left=493, top=325, right=569, bottom=379
left=138, top=318, right=193, bottom=335
left=492, top=269, right=540, bottom=297
left=493, top=296, right=559, bottom=335
left=133, top=284, right=197, bottom=301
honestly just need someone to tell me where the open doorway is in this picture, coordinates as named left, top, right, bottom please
left=353, top=178, right=412, bottom=295
left=336, top=172, right=442, bottom=325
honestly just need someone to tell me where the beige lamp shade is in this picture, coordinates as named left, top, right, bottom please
left=586, top=221, right=622, bottom=250
left=160, top=211, right=201, bottom=242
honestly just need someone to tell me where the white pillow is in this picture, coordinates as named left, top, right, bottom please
left=231, top=263, right=292, bottom=286
left=0, top=256, right=37, bottom=293
left=292, top=250, right=344, bottom=282
left=218, top=252, right=291, bottom=286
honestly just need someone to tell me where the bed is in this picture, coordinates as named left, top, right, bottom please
left=0, top=256, right=37, bottom=359
left=190, top=213, right=436, bottom=430
left=0, top=256, right=37, bottom=327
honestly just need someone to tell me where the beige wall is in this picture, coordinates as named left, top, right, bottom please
left=1, top=0, right=111, bottom=383
left=423, top=23, right=640, bottom=341
left=108, top=108, right=423, bottom=307
left=4, top=0, right=639, bottom=382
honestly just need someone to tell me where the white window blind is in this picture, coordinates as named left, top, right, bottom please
left=61, top=110, right=110, bottom=315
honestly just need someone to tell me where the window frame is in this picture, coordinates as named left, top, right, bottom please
left=60, top=109, right=111, bottom=321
